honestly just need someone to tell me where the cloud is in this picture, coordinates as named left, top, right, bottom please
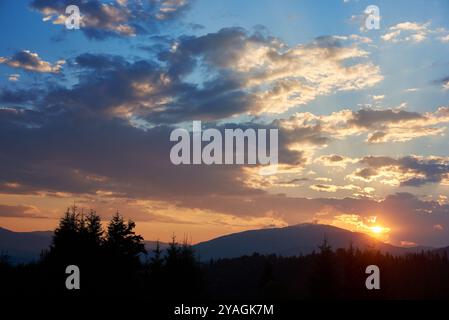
left=0, top=98, right=320, bottom=202
left=310, top=183, right=361, bottom=193
left=0, top=50, right=65, bottom=73
left=0, top=107, right=267, bottom=200
left=156, top=0, right=191, bottom=20
left=315, top=154, right=357, bottom=168
left=8, top=74, right=20, bottom=82
left=382, top=22, right=449, bottom=44
left=0, top=88, right=41, bottom=104
left=347, top=155, right=449, bottom=187
left=439, top=34, right=449, bottom=43
left=382, top=22, right=431, bottom=43
left=280, top=106, right=449, bottom=144
left=0, top=204, right=45, bottom=218
left=433, top=76, right=449, bottom=91
left=30, top=0, right=191, bottom=39
left=1, top=29, right=382, bottom=124
left=159, top=30, right=382, bottom=115
left=371, top=94, right=385, bottom=101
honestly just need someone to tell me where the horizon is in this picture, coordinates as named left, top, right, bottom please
left=1, top=0, right=449, bottom=250
left=0, top=219, right=443, bottom=249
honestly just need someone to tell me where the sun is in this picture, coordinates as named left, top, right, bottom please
left=369, top=225, right=391, bottom=239
left=371, top=226, right=384, bottom=234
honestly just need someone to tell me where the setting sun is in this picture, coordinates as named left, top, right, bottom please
left=370, top=225, right=390, bottom=236
left=371, top=226, right=383, bottom=234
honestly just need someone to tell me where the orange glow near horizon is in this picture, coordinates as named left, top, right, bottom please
left=326, top=214, right=392, bottom=242
left=369, top=225, right=391, bottom=239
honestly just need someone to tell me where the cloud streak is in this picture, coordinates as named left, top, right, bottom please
left=0, top=50, right=65, bottom=73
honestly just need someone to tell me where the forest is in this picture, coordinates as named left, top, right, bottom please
left=1, top=207, right=449, bottom=300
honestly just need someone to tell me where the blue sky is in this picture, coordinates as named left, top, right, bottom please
left=1, top=0, right=449, bottom=247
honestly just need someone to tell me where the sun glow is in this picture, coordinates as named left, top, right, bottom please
left=370, top=225, right=390, bottom=236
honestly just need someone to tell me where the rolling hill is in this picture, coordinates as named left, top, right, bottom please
left=0, top=227, right=53, bottom=264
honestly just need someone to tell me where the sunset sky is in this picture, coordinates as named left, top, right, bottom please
left=1, top=0, right=449, bottom=247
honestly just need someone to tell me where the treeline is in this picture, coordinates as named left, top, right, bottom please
left=1, top=208, right=449, bottom=299
left=0, top=206, right=202, bottom=298
left=205, top=242, right=449, bottom=299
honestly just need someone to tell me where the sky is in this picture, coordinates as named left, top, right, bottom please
left=1, top=0, right=449, bottom=247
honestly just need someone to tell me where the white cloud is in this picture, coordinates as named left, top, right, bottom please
left=8, top=74, right=20, bottom=81
left=382, top=21, right=431, bottom=43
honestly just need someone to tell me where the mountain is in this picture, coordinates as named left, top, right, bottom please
left=0, top=227, right=53, bottom=264
left=193, top=223, right=430, bottom=261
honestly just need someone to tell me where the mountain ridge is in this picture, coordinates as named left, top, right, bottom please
left=0, top=223, right=438, bottom=264
left=193, top=223, right=434, bottom=260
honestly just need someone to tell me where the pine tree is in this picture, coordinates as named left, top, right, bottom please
left=106, top=212, right=146, bottom=257
left=165, top=235, right=180, bottom=267
left=51, top=205, right=82, bottom=260
left=150, top=240, right=163, bottom=271
left=85, top=210, right=103, bottom=247
left=307, top=237, right=339, bottom=298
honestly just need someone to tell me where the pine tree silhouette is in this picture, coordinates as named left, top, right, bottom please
left=103, top=211, right=146, bottom=295
left=307, top=237, right=340, bottom=298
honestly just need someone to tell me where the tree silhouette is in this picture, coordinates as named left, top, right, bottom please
left=103, top=212, right=146, bottom=295
left=162, top=236, right=202, bottom=299
left=85, top=210, right=103, bottom=247
left=146, top=240, right=164, bottom=298
left=105, top=212, right=146, bottom=258
left=307, top=238, right=340, bottom=298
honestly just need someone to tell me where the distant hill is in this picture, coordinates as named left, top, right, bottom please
left=0, top=227, right=53, bottom=264
left=143, top=240, right=170, bottom=258
left=193, top=223, right=432, bottom=261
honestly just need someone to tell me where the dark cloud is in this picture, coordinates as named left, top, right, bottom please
left=0, top=88, right=41, bottom=104
left=158, top=27, right=278, bottom=76
left=73, top=53, right=128, bottom=70
left=353, top=156, right=449, bottom=186
left=349, top=108, right=423, bottom=128
left=30, top=0, right=192, bottom=40
left=433, top=75, right=449, bottom=86
left=0, top=97, right=316, bottom=201
left=10, top=51, right=254, bottom=123
left=325, top=155, right=344, bottom=162
left=0, top=107, right=269, bottom=200
left=0, top=50, right=64, bottom=73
